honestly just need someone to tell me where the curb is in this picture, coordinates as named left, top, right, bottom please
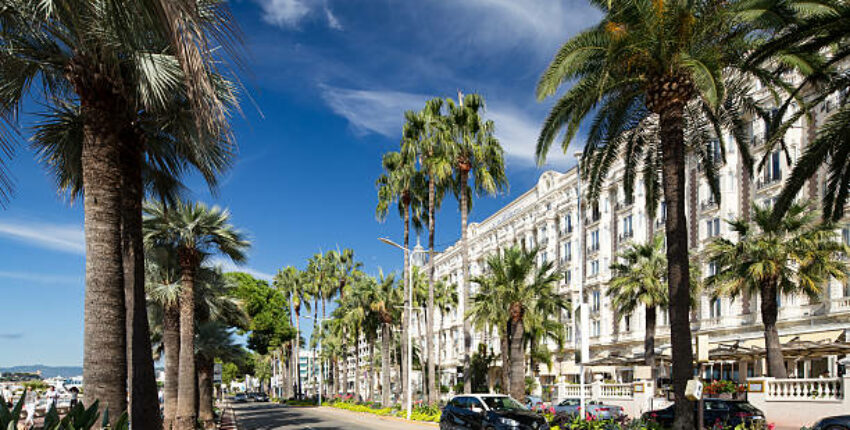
left=318, top=406, right=439, bottom=427
left=219, top=404, right=239, bottom=430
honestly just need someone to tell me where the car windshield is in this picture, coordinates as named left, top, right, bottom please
left=559, top=399, right=579, bottom=406
left=733, top=402, right=761, bottom=413
left=483, top=396, right=527, bottom=411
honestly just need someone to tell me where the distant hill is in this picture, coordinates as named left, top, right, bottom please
left=0, top=365, right=82, bottom=378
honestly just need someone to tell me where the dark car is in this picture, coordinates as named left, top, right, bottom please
left=812, top=415, right=850, bottom=430
left=440, top=394, right=550, bottom=430
left=254, top=392, right=269, bottom=402
left=231, top=393, right=247, bottom=403
left=642, top=399, right=765, bottom=429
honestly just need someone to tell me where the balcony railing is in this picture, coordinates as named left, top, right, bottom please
left=615, top=201, right=633, bottom=212
left=618, top=230, right=634, bottom=242
left=764, top=378, right=843, bottom=402
left=757, top=175, right=782, bottom=190
left=830, top=297, right=850, bottom=313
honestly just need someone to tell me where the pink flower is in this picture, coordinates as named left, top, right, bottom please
left=768, top=423, right=776, bottom=430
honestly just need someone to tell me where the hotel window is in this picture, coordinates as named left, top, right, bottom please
left=592, top=290, right=601, bottom=312
left=590, top=229, right=600, bottom=252
left=591, top=203, right=601, bottom=222
left=707, top=139, right=722, bottom=164
left=541, top=251, right=548, bottom=264
left=563, top=241, right=572, bottom=261
left=710, top=298, right=722, bottom=318
left=843, top=227, right=850, bottom=247
left=564, top=269, right=572, bottom=284
left=622, top=215, right=634, bottom=238
left=592, top=320, right=601, bottom=337
left=764, top=150, right=782, bottom=183
left=565, top=214, right=573, bottom=233
left=707, top=261, right=718, bottom=278
left=590, top=259, right=599, bottom=276
left=706, top=218, right=720, bottom=238
left=624, top=314, right=632, bottom=332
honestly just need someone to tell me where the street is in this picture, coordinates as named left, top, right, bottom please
left=232, top=402, right=439, bottom=430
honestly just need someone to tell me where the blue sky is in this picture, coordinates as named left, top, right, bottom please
left=0, top=0, right=601, bottom=366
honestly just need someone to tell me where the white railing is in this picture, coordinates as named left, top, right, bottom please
left=600, top=383, right=634, bottom=400
left=558, top=384, right=590, bottom=399
left=765, top=378, right=843, bottom=402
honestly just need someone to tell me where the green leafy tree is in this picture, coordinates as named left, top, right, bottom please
left=226, top=272, right=294, bottom=355
left=470, top=246, right=567, bottom=403
left=707, top=203, right=848, bottom=377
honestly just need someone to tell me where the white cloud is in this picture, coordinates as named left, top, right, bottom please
left=319, top=85, right=431, bottom=137
left=256, top=0, right=342, bottom=30
left=208, top=257, right=274, bottom=282
left=0, top=221, right=84, bottom=255
left=318, top=85, right=571, bottom=167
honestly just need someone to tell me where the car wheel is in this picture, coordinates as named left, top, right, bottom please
left=825, top=426, right=849, bottom=430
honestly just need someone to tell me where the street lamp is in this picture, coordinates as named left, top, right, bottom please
left=574, top=150, right=589, bottom=417
left=379, top=237, right=426, bottom=421
left=303, top=314, right=326, bottom=406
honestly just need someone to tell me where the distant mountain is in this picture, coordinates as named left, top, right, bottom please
left=0, top=365, right=82, bottom=378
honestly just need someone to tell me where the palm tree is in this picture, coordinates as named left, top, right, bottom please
left=470, top=246, right=567, bottom=402
left=143, top=200, right=248, bottom=430
left=145, top=246, right=182, bottom=430
left=707, top=203, right=847, bottom=377
left=608, top=235, right=668, bottom=378
left=275, top=266, right=311, bottom=398
left=533, top=0, right=786, bottom=425
left=0, top=2, right=241, bottom=422
left=434, top=279, right=458, bottom=394
left=369, top=270, right=401, bottom=406
left=446, top=92, right=508, bottom=396
left=467, top=276, right=509, bottom=393
left=376, top=145, right=426, bottom=406
left=403, top=99, right=452, bottom=403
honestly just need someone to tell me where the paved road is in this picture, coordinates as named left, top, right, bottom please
left=232, top=402, right=439, bottom=430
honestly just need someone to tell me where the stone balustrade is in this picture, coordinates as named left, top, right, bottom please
left=764, top=377, right=843, bottom=401
left=747, top=376, right=850, bottom=429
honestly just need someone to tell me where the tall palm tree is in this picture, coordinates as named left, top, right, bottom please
left=608, top=235, right=668, bottom=378
left=470, top=246, right=567, bottom=402
left=369, top=270, right=401, bottom=406
left=275, top=266, right=311, bottom=398
left=376, top=144, right=426, bottom=406
left=403, top=99, right=452, bottom=403
left=434, top=279, right=458, bottom=394
left=446, top=92, right=508, bottom=395
left=143, top=200, right=248, bottom=430
left=707, top=203, right=847, bottom=377
left=145, top=246, right=182, bottom=430
left=533, top=0, right=785, bottom=425
left=0, top=2, right=241, bottom=423
left=467, top=276, right=509, bottom=393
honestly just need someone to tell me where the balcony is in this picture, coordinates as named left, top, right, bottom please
left=586, top=245, right=600, bottom=255
left=585, top=215, right=601, bottom=226
left=618, top=230, right=634, bottom=242
left=655, top=217, right=667, bottom=229
left=757, top=175, right=782, bottom=190
left=615, top=200, right=633, bottom=212
left=700, top=199, right=719, bottom=211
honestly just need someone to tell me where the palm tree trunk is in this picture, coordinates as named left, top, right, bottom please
left=121, top=141, right=162, bottom=430
left=659, top=103, right=695, bottom=430
left=163, top=303, right=180, bottom=430
left=284, top=346, right=292, bottom=398
left=175, top=256, right=198, bottom=430
left=501, top=327, right=510, bottom=395
left=295, top=310, right=301, bottom=398
left=402, top=200, right=411, bottom=409
left=81, top=103, right=128, bottom=423
left=382, top=324, right=391, bottom=406
left=369, top=340, right=376, bottom=401
left=332, top=358, right=339, bottom=397
left=509, top=310, right=525, bottom=403
left=645, top=306, right=657, bottom=381
left=460, top=169, right=472, bottom=396
left=427, top=176, right=437, bottom=404
left=197, top=356, right=215, bottom=430
left=761, top=282, right=787, bottom=377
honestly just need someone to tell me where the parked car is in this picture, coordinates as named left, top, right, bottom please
left=254, top=392, right=269, bottom=402
left=231, top=393, right=247, bottom=403
left=552, top=398, right=624, bottom=419
left=642, top=399, right=765, bottom=429
left=440, top=394, right=550, bottom=430
left=812, top=415, right=850, bottom=430
left=525, top=395, right=546, bottom=411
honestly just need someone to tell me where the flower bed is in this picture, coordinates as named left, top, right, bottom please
left=323, top=399, right=440, bottom=423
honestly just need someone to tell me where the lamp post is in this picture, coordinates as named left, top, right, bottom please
left=574, top=151, right=589, bottom=417
left=379, top=237, right=426, bottom=421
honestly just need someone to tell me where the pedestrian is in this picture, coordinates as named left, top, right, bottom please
left=23, top=392, right=36, bottom=429
left=69, top=386, right=79, bottom=408
left=46, top=386, right=59, bottom=409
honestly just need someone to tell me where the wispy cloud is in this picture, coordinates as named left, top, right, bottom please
left=0, top=271, right=82, bottom=285
left=208, top=257, right=274, bottom=282
left=0, top=221, right=84, bottom=255
left=0, top=333, right=23, bottom=340
left=318, top=85, right=571, bottom=167
left=256, top=0, right=341, bottom=30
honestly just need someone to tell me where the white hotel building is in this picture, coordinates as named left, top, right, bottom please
left=409, top=90, right=850, bottom=395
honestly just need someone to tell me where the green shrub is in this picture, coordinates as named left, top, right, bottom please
left=0, top=397, right=128, bottom=430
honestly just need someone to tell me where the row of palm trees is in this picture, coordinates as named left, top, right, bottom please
left=376, top=92, right=508, bottom=404
left=0, top=0, right=245, bottom=428
left=535, top=0, right=850, bottom=427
